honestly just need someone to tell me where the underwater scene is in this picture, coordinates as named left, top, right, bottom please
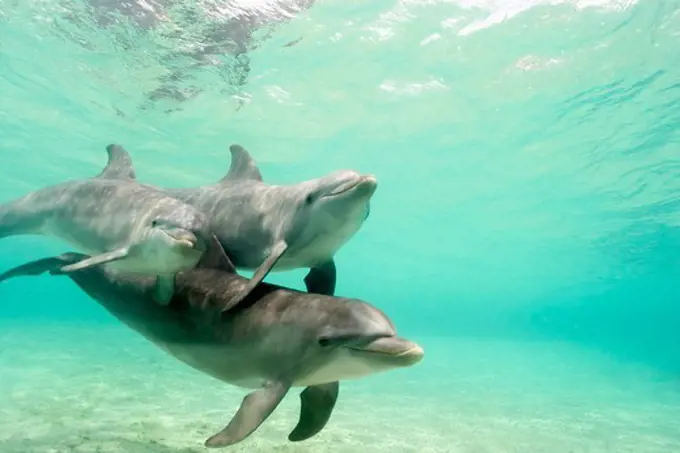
left=1, top=0, right=680, bottom=452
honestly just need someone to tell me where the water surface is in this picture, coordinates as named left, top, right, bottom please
left=1, top=0, right=680, bottom=451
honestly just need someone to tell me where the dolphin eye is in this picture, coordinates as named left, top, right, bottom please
left=305, top=193, right=315, bottom=205
left=151, top=219, right=161, bottom=227
left=318, top=337, right=331, bottom=347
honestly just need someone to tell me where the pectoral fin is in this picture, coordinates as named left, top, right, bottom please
left=58, top=248, right=129, bottom=273
left=221, top=240, right=287, bottom=313
left=204, top=380, right=290, bottom=448
left=152, top=275, right=175, bottom=305
left=288, top=381, right=339, bottom=442
left=196, top=234, right=237, bottom=273
left=303, top=260, right=337, bottom=296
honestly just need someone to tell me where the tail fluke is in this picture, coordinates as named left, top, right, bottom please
left=0, top=253, right=87, bottom=283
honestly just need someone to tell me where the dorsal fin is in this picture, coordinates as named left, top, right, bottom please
left=220, top=144, right=263, bottom=183
left=96, top=144, right=136, bottom=180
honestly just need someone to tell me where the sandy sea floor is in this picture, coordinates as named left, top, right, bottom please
left=1, top=321, right=679, bottom=453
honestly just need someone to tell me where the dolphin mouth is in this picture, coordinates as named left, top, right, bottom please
left=347, top=336, right=424, bottom=363
left=164, top=229, right=202, bottom=250
left=323, top=175, right=378, bottom=199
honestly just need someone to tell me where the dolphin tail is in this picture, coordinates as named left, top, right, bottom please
left=0, top=254, right=82, bottom=283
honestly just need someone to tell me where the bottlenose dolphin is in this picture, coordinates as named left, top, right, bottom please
left=0, top=243, right=423, bottom=448
left=0, top=144, right=213, bottom=304
left=162, top=144, right=377, bottom=307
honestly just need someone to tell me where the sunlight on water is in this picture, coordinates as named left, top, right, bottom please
left=1, top=0, right=680, bottom=451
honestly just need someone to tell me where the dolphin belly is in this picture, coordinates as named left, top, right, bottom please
left=293, top=349, right=383, bottom=387
left=278, top=231, right=352, bottom=269
left=154, top=341, right=272, bottom=389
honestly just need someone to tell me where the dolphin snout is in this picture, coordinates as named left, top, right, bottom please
left=326, top=174, right=377, bottom=198
left=355, top=336, right=424, bottom=366
left=165, top=228, right=202, bottom=250
left=395, top=342, right=424, bottom=366
left=188, top=229, right=210, bottom=252
left=357, top=174, right=378, bottom=197
left=182, top=218, right=212, bottom=252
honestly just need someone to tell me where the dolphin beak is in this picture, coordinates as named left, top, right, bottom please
left=326, top=174, right=378, bottom=198
left=350, top=336, right=424, bottom=366
left=190, top=231, right=210, bottom=252
left=358, top=174, right=378, bottom=197
left=166, top=229, right=202, bottom=250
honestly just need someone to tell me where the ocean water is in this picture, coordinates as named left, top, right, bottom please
left=2, top=0, right=680, bottom=451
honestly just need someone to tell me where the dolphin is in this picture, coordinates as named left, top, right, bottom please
left=161, top=144, right=377, bottom=307
left=0, top=242, right=424, bottom=448
left=0, top=144, right=214, bottom=304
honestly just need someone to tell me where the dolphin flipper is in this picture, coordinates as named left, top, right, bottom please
left=152, top=275, right=175, bottom=305
left=304, top=260, right=337, bottom=296
left=204, top=380, right=291, bottom=448
left=59, top=248, right=129, bottom=273
left=288, top=381, right=339, bottom=442
left=197, top=234, right=237, bottom=273
left=221, top=240, right=288, bottom=313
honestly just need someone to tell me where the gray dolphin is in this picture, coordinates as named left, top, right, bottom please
left=0, top=242, right=423, bottom=448
left=0, top=144, right=213, bottom=304
left=161, top=144, right=377, bottom=307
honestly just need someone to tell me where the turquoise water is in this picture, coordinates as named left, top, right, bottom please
left=2, top=0, right=680, bottom=451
